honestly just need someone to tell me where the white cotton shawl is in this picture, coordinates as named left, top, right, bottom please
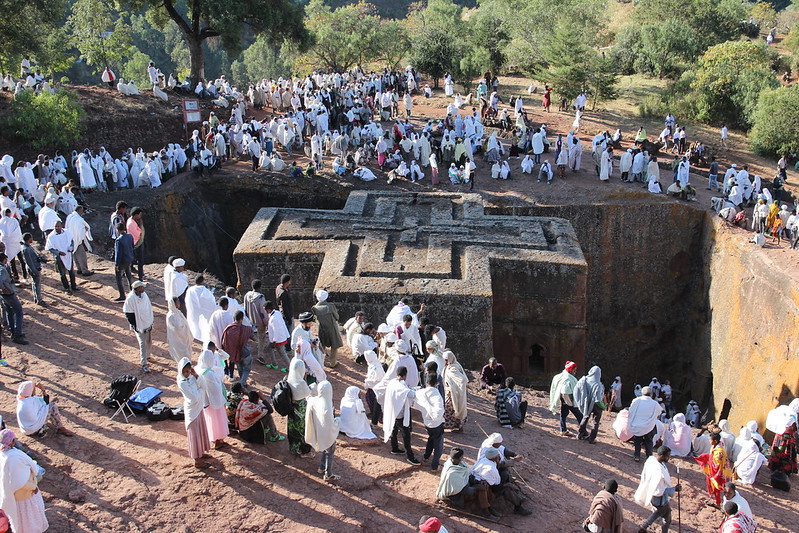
left=123, top=290, right=154, bottom=331
left=177, top=358, right=204, bottom=429
left=16, top=383, right=48, bottom=435
left=0, top=447, right=41, bottom=533
left=166, top=299, right=194, bottom=363
left=382, top=378, right=412, bottom=443
left=436, top=459, right=471, bottom=499
left=196, top=350, right=226, bottom=410
left=339, top=386, right=376, bottom=440
left=663, top=413, right=692, bottom=457
left=305, top=381, right=339, bottom=452
left=470, top=456, right=501, bottom=486
left=288, top=358, right=312, bottom=401
left=185, top=285, right=218, bottom=343
left=364, top=349, right=385, bottom=390
left=634, top=455, right=671, bottom=508
left=443, top=352, right=468, bottom=421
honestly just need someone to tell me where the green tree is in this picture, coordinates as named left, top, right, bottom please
left=123, top=0, right=307, bottom=85
left=3, top=89, right=85, bottom=150
left=303, top=1, right=382, bottom=72
left=410, top=25, right=458, bottom=88
left=692, top=40, right=779, bottom=127
left=374, top=19, right=411, bottom=70
left=457, top=48, right=490, bottom=92
left=68, top=0, right=133, bottom=73
left=0, top=0, right=68, bottom=74
left=466, top=5, right=509, bottom=74
left=751, top=85, right=799, bottom=155
left=540, top=25, right=592, bottom=101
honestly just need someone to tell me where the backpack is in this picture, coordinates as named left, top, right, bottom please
left=103, top=375, right=138, bottom=408
left=146, top=401, right=172, bottom=422
left=271, top=378, right=293, bottom=417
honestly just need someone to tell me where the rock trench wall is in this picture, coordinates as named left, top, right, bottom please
left=129, top=181, right=797, bottom=427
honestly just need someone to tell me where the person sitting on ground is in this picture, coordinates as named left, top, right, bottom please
left=471, top=447, right=532, bottom=515
left=480, top=357, right=506, bottom=391
left=0, top=429, right=49, bottom=533
left=16, top=380, right=74, bottom=437
left=495, top=377, right=527, bottom=429
left=235, top=390, right=284, bottom=444
left=719, top=501, right=757, bottom=533
left=436, top=447, right=498, bottom=520
left=225, top=382, right=246, bottom=426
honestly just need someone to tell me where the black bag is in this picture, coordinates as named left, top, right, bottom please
left=771, top=470, right=791, bottom=492
left=271, top=378, right=293, bottom=417
left=146, top=401, right=172, bottom=422
left=103, top=375, right=138, bottom=408
left=169, top=406, right=185, bottom=420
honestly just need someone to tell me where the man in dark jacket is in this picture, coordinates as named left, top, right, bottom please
left=22, top=233, right=45, bottom=306
left=114, top=222, right=135, bottom=302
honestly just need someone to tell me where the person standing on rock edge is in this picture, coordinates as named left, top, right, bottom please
left=549, top=361, right=582, bottom=437
left=123, top=281, right=154, bottom=373
left=126, top=206, right=145, bottom=282
left=312, top=289, right=342, bottom=369
left=275, top=274, right=294, bottom=331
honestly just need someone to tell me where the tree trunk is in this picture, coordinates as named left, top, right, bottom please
left=189, top=36, right=205, bottom=87
left=433, top=77, right=439, bottom=89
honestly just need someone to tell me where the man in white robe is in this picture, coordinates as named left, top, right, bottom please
left=208, top=297, right=233, bottom=349
left=381, top=365, right=419, bottom=464
left=65, top=206, right=94, bottom=276
left=45, top=220, right=77, bottom=293
left=185, top=274, right=218, bottom=343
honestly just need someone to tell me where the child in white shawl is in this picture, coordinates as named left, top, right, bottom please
left=339, top=386, right=376, bottom=440
left=305, top=381, right=341, bottom=481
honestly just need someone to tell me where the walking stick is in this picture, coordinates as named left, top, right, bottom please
left=676, top=463, right=681, bottom=533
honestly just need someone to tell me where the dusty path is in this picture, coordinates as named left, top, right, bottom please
left=0, top=258, right=797, bottom=532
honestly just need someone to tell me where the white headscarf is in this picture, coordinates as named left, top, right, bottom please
left=166, top=299, right=194, bottom=363
left=363, top=349, right=385, bottom=390
left=339, top=386, right=376, bottom=440
left=196, top=350, right=226, bottom=410
left=287, top=358, right=311, bottom=401
left=470, top=448, right=501, bottom=485
left=0, top=432, right=43, bottom=533
left=477, top=432, right=505, bottom=462
left=296, top=337, right=325, bottom=383
left=316, top=289, right=329, bottom=302
left=304, top=380, right=339, bottom=452
left=15, top=381, right=47, bottom=435
left=177, top=357, right=204, bottom=429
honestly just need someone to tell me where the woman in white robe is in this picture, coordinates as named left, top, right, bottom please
left=177, top=358, right=212, bottom=468
left=599, top=149, right=612, bottom=181
left=339, top=386, right=376, bottom=440
left=16, top=381, right=72, bottom=437
left=305, top=380, right=340, bottom=480
left=520, top=155, right=533, bottom=174
left=0, top=430, right=48, bottom=533
left=166, top=299, right=193, bottom=363
left=442, top=351, right=468, bottom=431
left=196, top=350, right=230, bottom=449
left=444, top=74, right=454, bottom=97
left=363, top=349, right=385, bottom=423
left=77, top=152, right=97, bottom=189
left=732, top=427, right=766, bottom=485
left=663, top=413, right=692, bottom=457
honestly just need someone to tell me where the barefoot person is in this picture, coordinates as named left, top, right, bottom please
left=177, top=357, right=212, bottom=469
left=634, top=446, right=681, bottom=533
left=15, top=381, right=74, bottom=437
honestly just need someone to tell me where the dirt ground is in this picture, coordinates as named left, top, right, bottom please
left=0, top=79, right=798, bottom=532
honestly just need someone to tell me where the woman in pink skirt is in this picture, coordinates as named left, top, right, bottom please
left=177, top=358, right=212, bottom=468
left=196, top=350, right=230, bottom=450
left=0, top=429, right=48, bottom=533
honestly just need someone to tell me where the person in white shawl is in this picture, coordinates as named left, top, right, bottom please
left=573, top=365, right=604, bottom=443
left=165, top=299, right=194, bottom=363
left=717, top=419, right=737, bottom=458
left=648, top=156, right=662, bottom=193
left=364, top=349, right=385, bottom=425
left=663, top=413, right=692, bottom=457
left=634, top=446, right=680, bottom=532
left=569, top=137, right=582, bottom=171
left=177, top=358, right=212, bottom=468
left=599, top=148, right=612, bottom=181
left=196, top=349, right=230, bottom=449
left=520, top=155, right=534, bottom=174
left=295, top=336, right=326, bottom=384
left=354, top=167, right=377, bottom=181
left=549, top=361, right=581, bottom=435
left=305, top=380, right=341, bottom=481
left=731, top=427, right=766, bottom=485
left=65, top=206, right=93, bottom=276
left=208, top=297, right=233, bottom=349
left=287, top=358, right=316, bottom=456
left=382, top=366, right=419, bottom=464
left=471, top=446, right=501, bottom=486
left=185, top=275, right=218, bottom=343
left=413, top=373, right=446, bottom=469
left=15, top=381, right=73, bottom=437
left=745, top=420, right=766, bottom=451
left=382, top=339, right=419, bottom=388
left=339, top=386, right=376, bottom=440
left=442, top=351, right=468, bottom=431
left=0, top=209, right=23, bottom=274
left=0, top=429, right=48, bottom=533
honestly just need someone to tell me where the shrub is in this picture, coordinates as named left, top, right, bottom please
left=3, top=89, right=86, bottom=151
left=750, top=85, right=799, bottom=156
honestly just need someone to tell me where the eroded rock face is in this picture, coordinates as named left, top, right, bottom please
left=234, top=191, right=587, bottom=376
